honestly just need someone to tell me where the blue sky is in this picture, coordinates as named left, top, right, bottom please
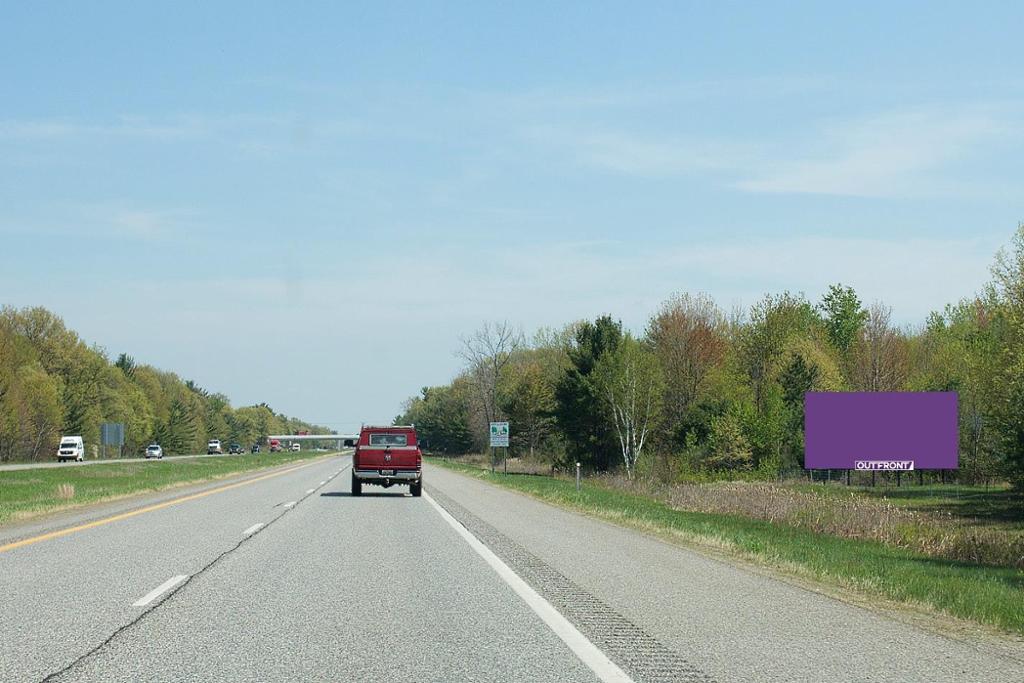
left=3, top=2, right=1022, bottom=427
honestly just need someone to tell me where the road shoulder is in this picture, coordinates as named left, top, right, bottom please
left=424, top=462, right=1024, bottom=683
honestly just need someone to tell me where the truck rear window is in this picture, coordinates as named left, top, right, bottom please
left=368, top=433, right=408, bottom=447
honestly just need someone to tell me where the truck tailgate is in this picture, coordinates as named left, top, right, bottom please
left=356, top=446, right=419, bottom=469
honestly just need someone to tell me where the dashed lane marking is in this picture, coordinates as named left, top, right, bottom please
left=132, top=575, right=188, bottom=607
left=0, top=458, right=333, bottom=554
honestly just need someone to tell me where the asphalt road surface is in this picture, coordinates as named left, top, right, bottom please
left=1, top=454, right=1021, bottom=682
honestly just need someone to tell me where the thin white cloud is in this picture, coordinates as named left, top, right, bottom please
left=0, top=116, right=209, bottom=141
left=736, top=106, right=1016, bottom=197
left=0, top=204, right=196, bottom=240
left=466, top=235, right=997, bottom=327
left=118, top=234, right=996, bottom=330
left=109, top=209, right=169, bottom=238
left=527, top=127, right=757, bottom=176
left=521, top=102, right=1019, bottom=199
left=248, top=76, right=833, bottom=111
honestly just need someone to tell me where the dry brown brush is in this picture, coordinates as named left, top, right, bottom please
left=601, top=475, right=1024, bottom=569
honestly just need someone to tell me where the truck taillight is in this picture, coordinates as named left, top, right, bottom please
left=416, top=450, right=422, bottom=468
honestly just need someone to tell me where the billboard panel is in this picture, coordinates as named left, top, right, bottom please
left=100, top=422, right=125, bottom=446
left=804, top=392, right=958, bottom=470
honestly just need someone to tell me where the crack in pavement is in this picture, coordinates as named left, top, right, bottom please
left=39, top=461, right=351, bottom=683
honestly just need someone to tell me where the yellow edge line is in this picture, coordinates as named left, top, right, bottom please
left=0, top=457, right=330, bottom=554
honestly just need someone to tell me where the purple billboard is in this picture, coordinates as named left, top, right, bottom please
left=804, top=392, right=958, bottom=470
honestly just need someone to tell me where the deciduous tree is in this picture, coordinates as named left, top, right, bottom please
left=647, top=293, right=726, bottom=434
left=459, top=321, right=522, bottom=448
left=592, top=336, right=664, bottom=479
left=851, top=302, right=908, bottom=392
left=818, top=284, right=868, bottom=355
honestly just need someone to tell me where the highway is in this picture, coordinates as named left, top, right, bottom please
left=1, top=454, right=1022, bottom=682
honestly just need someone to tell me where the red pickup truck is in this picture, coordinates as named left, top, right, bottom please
left=351, top=425, right=423, bottom=497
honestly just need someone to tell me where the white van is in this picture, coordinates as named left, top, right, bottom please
left=57, top=436, right=85, bottom=462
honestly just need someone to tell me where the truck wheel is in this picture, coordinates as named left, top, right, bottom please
left=410, top=481, right=422, bottom=497
left=351, top=472, right=362, bottom=496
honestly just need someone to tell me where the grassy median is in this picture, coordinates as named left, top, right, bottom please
left=0, top=451, right=341, bottom=526
left=433, top=458, right=1024, bottom=636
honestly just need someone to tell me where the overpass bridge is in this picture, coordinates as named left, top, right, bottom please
left=267, top=434, right=359, bottom=448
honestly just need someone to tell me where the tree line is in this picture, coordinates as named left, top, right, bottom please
left=399, top=225, right=1024, bottom=487
left=0, top=306, right=330, bottom=461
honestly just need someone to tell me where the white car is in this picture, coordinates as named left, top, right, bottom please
left=207, top=439, right=223, bottom=455
left=145, top=444, right=163, bottom=459
left=291, top=443, right=301, bottom=452
left=57, top=436, right=85, bottom=462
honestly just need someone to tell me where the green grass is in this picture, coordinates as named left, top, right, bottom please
left=0, top=451, right=338, bottom=526
left=433, top=458, right=1024, bottom=635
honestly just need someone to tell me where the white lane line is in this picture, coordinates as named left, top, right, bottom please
left=306, top=489, right=315, bottom=495
left=132, top=575, right=188, bottom=607
left=243, top=523, right=264, bottom=536
left=283, top=501, right=296, bottom=508
left=423, top=492, right=634, bottom=683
